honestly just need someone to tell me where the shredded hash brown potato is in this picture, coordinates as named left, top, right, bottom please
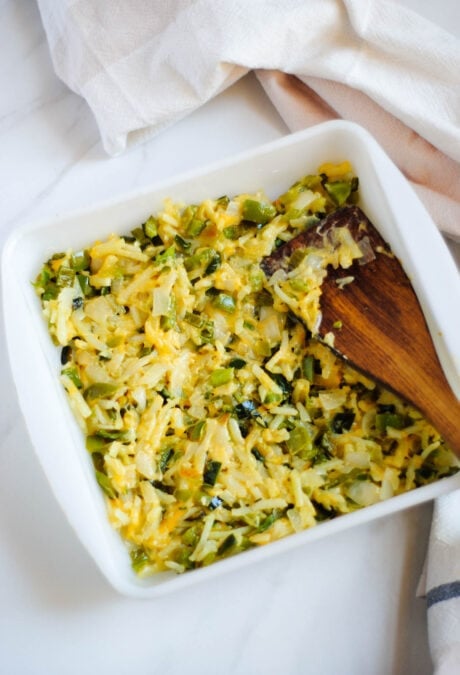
left=35, top=162, right=458, bottom=576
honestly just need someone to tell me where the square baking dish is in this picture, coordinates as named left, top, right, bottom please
left=3, top=120, right=460, bottom=598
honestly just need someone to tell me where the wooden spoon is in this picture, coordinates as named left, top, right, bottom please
left=261, top=205, right=460, bottom=456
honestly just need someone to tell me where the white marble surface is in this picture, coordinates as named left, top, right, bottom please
left=0, top=2, right=458, bottom=674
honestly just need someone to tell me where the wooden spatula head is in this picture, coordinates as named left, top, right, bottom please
left=262, top=206, right=460, bottom=455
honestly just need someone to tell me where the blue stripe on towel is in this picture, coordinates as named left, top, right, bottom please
left=427, top=581, right=460, bottom=609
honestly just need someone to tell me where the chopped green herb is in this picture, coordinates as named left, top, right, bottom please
left=143, top=216, right=158, bottom=239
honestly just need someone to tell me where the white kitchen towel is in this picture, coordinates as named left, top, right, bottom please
left=417, top=491, right=460, bottom=675
left=36, top=0, right=460, bottom=238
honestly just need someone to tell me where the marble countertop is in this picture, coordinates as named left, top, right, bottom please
left=1, top=2, right=458, bottom=674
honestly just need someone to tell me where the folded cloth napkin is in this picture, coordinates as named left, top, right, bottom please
left=417, top=491, right=460, bottom=674
left=37, top=0, right=460, bottom=239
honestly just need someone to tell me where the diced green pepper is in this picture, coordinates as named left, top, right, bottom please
left=182, top=525, right=201, bottom=547
left=258, top=509, right=282, bottom=532
left=286, top=424, right=315, bottom=460
left=331, top=412, right=355, bottom=433
left=160, top=295, right=177, bottom=331
left=158, top=447, right=175, bottom=473
left=60, top=345, right=72, bottom=365
left=130, top=548, right=151, bottom=573
left=302, top=355, right=315, bottom=383
left=209, top=368, right=234, bottom=387
left=84, top=382, right=118, bottom=401
left=242, top=199, right=276, bottom=225
left=217, top=533, right=236, bottom=556
left=264, top=392, right=283, bottom=404
left=41, top=282, right=59, bottom=300
left=93, top=429, right=127, bottom=441
left=174, top=234, right=192, bottom=250
left=186, top=218, right=206, bottom=237
left=249, top=268, right=264, bottom=292
left=131, top=227, right=150, bottom=247
left=34, top=265, right=51, bottom=290
left=86, top=434, right=108, bottom=452
left=203, top=460, right=222, bottom=486
left=234, top=400, right=257, bottom=419
left=155, top=246, right=176, bottom=265
left=70, top=250, right=90, bottom=271
left=61, top=367, right=82, bottom=389
left=216, top=195, right=230, bottom=209
left=251, top=448, right=265, bottom=463
left=200, top=320, right=215, bottom=345
left=289, top=249, right=308, bottom=269
left=223, top=226, right=241, bottom=240
left=189, top=420, right=207, bottom=442
left=160, top=313, right=176, bottom=331
left=228, top=358, right=246, bottom=370
left=77, top=273, right=94, bottom=297
left=184, top=311, right=203, bottom=328
left=269, top=372, right=292, bottom=399
left=375, top=412, right=407, bottom=432
left=95, top=471, right=117, bottom=499
left=255, top=289, right=273, bottom=308
left=324, top=180, right=352, bottom=206
left=151, top=480, right=174, bottom=495
left=289, top=278, right=309, bottom=292
left=56, top=266, right=75, bottom=288
left=204, top=252, right=221, bottom=276
left=184, top=248, right=213, bottom=271
left=213, top=293, right=236, bottom=314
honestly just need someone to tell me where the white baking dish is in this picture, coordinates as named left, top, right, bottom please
left=2, top=120, right=460, bottom=598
